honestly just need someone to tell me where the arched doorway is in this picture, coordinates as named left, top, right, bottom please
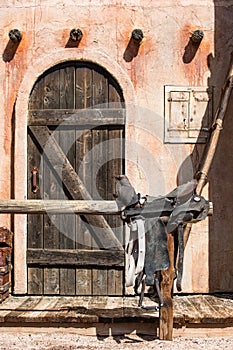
left=27, top=61, right=125, bottom=295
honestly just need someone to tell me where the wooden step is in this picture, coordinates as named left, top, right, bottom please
left=0, top=294, right=232, bottom=337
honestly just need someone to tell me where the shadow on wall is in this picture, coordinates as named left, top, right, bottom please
left=178, top=0, right=233, bottom=293
left=208, top=0, right=233, bottom=293
left=207, top=0, right=233, bottom=293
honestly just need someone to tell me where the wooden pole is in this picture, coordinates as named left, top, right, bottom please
left=183, top=53, right=233, bottom=247
left=0, top=199, right=119, bottom=215
left=159, top=233, right=175, bottom=340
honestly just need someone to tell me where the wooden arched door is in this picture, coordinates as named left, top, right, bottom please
left=27, top=61, right=125, bottom=295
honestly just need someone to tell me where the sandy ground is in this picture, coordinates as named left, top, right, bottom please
left=0, top=331, right=232, bottom=350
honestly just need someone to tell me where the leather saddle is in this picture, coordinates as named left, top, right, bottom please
left=120, top=180, right=211, bottom=308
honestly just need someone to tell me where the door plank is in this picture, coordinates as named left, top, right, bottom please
left=44, top=268, right=60, bottom=295
left=43, top=69, right=60, bottom=109
left=27, top=131, right=44, bottom=248
left=75, top=129, right=93, bottom=249
left=107, top=128, right=125, bottom=294
left=76, top=269, right=92, bottom=295
left=107, top=269, right=124, bottom=296
left=27, top=249, right=124, bottom=266
left=114, top=269, right=124, bottom=295
left=75, top=66, right=93, bottom=109
left=92, top=269, right=108, bottom=295
left=27, top=128, right=44, bottom=294
left=108, top=128, right=125, bottom=243
left=91, top=128, right=108, bottom=250
left=59, top=269, right=75, bottom=295
left=27, top=267, right=44, bottom=295
left=75, top=128, right=94, bottom=294
left=59, top=127, right=76, bottom=295
left=43, top=128, right=60, bottom=295
left=93, top=70, right=108, bottom=107
left=29, top=75, right=44, bottom=110
left=60, top=66, right=75, bottom=109
left=108, top=76, right=124, bottom=108
left=29, top=125, right=123, bottom=251
left=59, top=128, right=76, bottom=244
left=28, top=109, right=125, bottom=126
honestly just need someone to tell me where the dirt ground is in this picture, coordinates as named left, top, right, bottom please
left=0, top=331, right=232, bottom=350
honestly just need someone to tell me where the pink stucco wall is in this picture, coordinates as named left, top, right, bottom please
left=0, top=0, right=232, bottom=293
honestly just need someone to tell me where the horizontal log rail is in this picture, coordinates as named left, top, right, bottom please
left=0, top=200, right=120, bottom=215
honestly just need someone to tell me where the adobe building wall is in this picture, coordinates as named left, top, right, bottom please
left=0, top=0, right=232, bottom=293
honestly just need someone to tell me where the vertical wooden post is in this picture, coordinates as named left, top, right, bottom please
left=159, top=233, right=175, bottom=340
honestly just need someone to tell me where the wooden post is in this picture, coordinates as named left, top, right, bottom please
left=159, top=233, right=175, bottom=340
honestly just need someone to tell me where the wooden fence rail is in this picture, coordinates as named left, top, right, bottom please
left=0, top=200, right=120, bottom=215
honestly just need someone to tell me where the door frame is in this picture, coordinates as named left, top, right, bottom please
left=13, top=49, right=137, bottom=294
